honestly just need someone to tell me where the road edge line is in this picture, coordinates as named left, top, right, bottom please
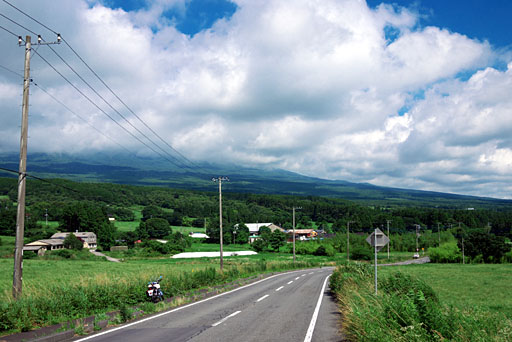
left=303, top=274, right=331, bottom=342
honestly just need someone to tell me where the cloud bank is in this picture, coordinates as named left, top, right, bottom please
left=0, top=0, right=511, bottom=198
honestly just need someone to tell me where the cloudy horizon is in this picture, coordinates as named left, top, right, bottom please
left=1, top=0, right=512, bottom=199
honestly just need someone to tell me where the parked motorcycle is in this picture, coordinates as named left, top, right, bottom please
left=146, top=276, right=164, bottom=303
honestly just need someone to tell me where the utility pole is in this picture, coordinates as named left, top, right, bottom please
left=292, top=207, right=301, bottom=263
left=346, top=221, right=355, bottom=261
left=212, top=177, right=229, bottom=270
left=459, top=222, right=464, bottom=265
left=415, top=224, right=420, bottom=253
left=437, top=222, right=440, bottom=246
left=386, top=220, right=391, bottom=259
left=13, top=35, right=31, bottom=299
left=45, top=208, right=48, bottom=227
left=12, top=34, right=60, bottom=300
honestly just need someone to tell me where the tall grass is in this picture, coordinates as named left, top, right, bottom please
left=330, top=263, right=512, bottom=341
left=0, top=258, right=318, bottom=334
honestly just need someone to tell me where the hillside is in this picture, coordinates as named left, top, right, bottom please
left=1, top=152, right=511, bottom=209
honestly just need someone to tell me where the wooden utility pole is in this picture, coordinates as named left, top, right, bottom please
left=292, top=207, right=301, bottom=263
left=347, top=221, right=354, bottom=261
left=386, top=220, right=391, bottom=259
left=13, top=35, right=31, bottom=299
left=212, top=177, right=228, bottom=270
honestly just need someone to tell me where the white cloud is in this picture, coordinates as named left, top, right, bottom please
left=1, top=0, right=511, bottom=198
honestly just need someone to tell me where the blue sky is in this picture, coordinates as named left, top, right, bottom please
left=104, top=0, right=512, bottom=46
left=367, top=0, right=512, bottom=48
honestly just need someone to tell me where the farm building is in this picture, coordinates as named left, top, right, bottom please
left=23, top=239, right=65, bottom=256
left=51, top=232, right=97, bottom=249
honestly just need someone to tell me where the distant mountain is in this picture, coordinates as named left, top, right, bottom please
left=1, top=152, right=511, bottom=209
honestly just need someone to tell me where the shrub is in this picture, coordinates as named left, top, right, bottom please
left=64, top=234, right=84, bottom=251
left=314, top=244, right=335, bottom=257
left=251, top=239, right=266, bottom=252
left=428, top=242, right=461, bottom=263
left=350, top=246, right=372, bottom=260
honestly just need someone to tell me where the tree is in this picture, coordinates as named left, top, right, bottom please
left=63, top=233, right=83, bottom=250
left=251, top=238, right=266, bottom=252
left=269, top=230, right=287, bottom=252
left=142, top=218, right=172, bottom=239
left=464, top=231, right=510, bottom=263
left=60, top=202, right=116, bottom=250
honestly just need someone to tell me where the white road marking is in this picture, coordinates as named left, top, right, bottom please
left=73, top=269, right=312, bottom=342
left=212, top=311, right=241, bottom=327
left=256, top=294, right=269, bottom=302
left=303, top=274, right=331, bottom=342
left=302, top=274, right=306, bottom=277
left=308, top=272, right=314, bottom=275
left=287, top=281, right=293, bottom=284
left=295, top=277, right=300, bottom=280
left=275, top=286, right=284, bottom=292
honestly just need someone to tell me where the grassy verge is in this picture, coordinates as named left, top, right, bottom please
left=330, top=263, right=512, bottom=341
left=0, top=252, right=330, bottom=335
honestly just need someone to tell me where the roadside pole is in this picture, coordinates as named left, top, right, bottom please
left=13, top=35, right=31, bottom=299
left=374, top=228, right=378, bottom=295
left=212, top=177, right=229, bottom=271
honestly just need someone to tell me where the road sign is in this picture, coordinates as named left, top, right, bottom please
left=366, top=228, right=389, bottom=252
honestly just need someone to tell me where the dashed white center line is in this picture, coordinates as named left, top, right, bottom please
left=212, top=311, right=241, bottom=327
left=287, top=281, right=293, bottom=285
left=276, top=286, right=284, bottom=292
left=295, top=277, right=300, bottom=280
left=308, top=272, right=314, bottom=275
left=256, top=294, right=269, bottom=302
left=301, top=274, right=306, bottom=277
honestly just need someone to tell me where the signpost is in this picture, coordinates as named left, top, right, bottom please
left=366, top=228, right=389, bottom=295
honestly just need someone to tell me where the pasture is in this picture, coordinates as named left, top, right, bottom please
left=379, top=263, right=512, bottom=318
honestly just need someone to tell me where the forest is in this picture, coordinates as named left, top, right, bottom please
left=1, top=176, right=511, bottom=241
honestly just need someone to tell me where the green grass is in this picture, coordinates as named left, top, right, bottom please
left=115, top=221, right=139, bottom=232
left=36, top=221, right=60, bottom=229
left=173, top=226, right=205, bottom=234
left=0, top=235, right=15, bottom=258
left=379, top=263, right=512, bottom=318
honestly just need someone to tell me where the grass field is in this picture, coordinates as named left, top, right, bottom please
left=379, top=263, right=512, bottom=318
left=115, top=221, right=206, bottom=234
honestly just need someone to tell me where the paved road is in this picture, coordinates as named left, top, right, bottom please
left=73, top=267, right=341, bottom=342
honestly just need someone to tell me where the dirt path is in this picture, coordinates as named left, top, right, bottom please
left=89, top=249, right=121, bottom=262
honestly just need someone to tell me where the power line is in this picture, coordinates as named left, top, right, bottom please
left=2, top=0, right=58, bottom=35
left=0, top=12, right=37, bottom=35
left=0, top=22, right=18, bottom=37
left=1, top=0, right=206, bottom=174
left=0, top=63, right=22, bottom=77
left=44, top=43, right=194, bottom=172
left=30, top=47, right=187, bottom=169
left=0, top=166, right=80, bottom=194
left=31, top=80, right=135, bottom=155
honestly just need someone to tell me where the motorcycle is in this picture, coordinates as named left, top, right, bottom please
left=146, top=276, right=164, bottom=303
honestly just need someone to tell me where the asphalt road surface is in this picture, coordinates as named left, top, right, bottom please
left=74, top=267, right=342, bottom=342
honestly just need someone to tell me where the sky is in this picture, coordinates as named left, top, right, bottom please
left=0, top=0, right=512, bottom=199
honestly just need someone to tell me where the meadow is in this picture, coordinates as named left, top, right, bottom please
left=379, top=263, right=512, bottom=318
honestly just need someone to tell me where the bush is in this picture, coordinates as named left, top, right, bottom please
left=350, top=246, right=372, bottom=260
left=314, top=244, right=335, bottom=257
left=428, top=242, right=461, bottom=263
left=251, top=239, right=266, bottom=252
left=63, top=234, right=84, bottom=251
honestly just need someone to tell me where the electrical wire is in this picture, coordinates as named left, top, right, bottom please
left=0, top=22, right=18, bottom=37
left=31, top=80, right=135, bottom=155
left=1, top=0, right=208, bottom=174
left=44, top=43, right=194, bottom=172
left=0, top=166, right=80, bottom=194
left=0, top=12, right=37, bottom=35
left=0, top=63, right=22, bottom=77
left=30, top=47, right=187, bottom=169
